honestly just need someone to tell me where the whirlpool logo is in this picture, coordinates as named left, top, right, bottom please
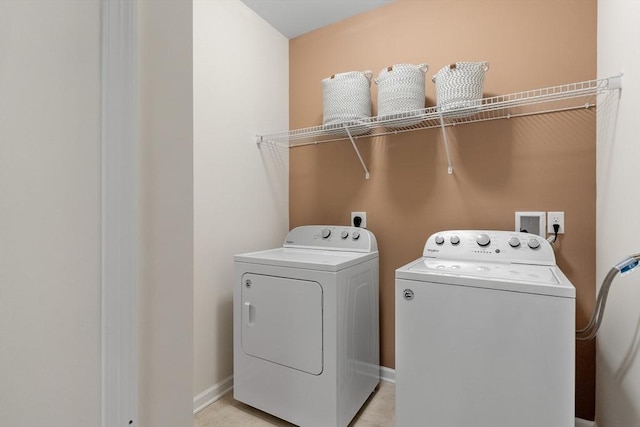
left=403, top=289, right=414, bottom=301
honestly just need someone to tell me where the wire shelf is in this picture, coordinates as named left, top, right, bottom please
left=256, top=75, right=621, bottom=178
left=257, top=76, right=621, bottom=148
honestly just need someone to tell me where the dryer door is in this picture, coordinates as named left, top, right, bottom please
left=241, top=273, right=323, bottom=375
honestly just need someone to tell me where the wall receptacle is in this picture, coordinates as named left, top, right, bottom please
left=515, top=212, right=546, bottom=237
left=351, top=212, right=366, bottom=228
left=547, top=211, right=565, bottom=234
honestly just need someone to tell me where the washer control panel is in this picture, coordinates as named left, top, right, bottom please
left=283, top=225, right=377, bottom=253
left=425, top=230, right=555, bottom=265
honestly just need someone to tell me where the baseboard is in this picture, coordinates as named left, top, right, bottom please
left=193, top=375, right=233, bottom=414
left=575, top=418, right=596, bottom=427
left=380, top=365, right=396, bottom=383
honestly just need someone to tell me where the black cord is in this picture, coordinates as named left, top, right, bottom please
left=551, top=223, right=560, bottom=243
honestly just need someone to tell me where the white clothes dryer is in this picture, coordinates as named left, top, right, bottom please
left=395, top=230, right=575, bottom=427
left=234, top=225, right=379, bottom=427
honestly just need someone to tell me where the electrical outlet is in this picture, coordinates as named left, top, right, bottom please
left=351, top=212, right=367, bottom=228
left=547, top=211, right=565, bottom=234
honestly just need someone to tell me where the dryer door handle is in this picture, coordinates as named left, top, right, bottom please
left=243, top=301, right=256, bottom=326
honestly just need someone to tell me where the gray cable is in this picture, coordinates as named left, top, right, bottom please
left=576, top=253, right=640, bottom=341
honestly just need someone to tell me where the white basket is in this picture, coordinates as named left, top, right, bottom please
left=375, top=63, right=429, bottom=122
left=432, top=61, right=489, bottom=118
left=322, top=70, right=373, bottom=129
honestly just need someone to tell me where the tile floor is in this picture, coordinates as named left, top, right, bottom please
left=194, top=381, right=395, bottom=427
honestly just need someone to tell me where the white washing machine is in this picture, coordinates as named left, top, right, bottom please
left=395, top=230, right=575, bottom=427
left=233, top=225, right=379, bottom=427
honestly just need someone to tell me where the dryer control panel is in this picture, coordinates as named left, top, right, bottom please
left=423, top=230, right=555, bottom=266
left=283, top=225, right=378, bottom=253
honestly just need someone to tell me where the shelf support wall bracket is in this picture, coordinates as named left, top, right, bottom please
left=344, top=126, right=370, bottom=179
left=608, top=74, right=623, bottom=90
left=438, top=113, right=454, bottom=174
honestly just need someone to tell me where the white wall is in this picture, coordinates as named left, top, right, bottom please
left=193, top=0, right=289, bottom=408
left=596, top=1, right=640, bottom=426
left=138, top=1, right=194, bottom=426
left=0, top=1, right=102, bottom=425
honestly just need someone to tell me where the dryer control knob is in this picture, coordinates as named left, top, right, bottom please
left=435, top=235, right=445, bottom=245
left=352, top=231, right=360, bottom=240
left=476, top=233, right=491, bottom=247
left=450, top=235, right=460, bottom=245
left=321, top=228, right=331, bottom=239
left=509, top=237, right=521, bottom=248
left=527, top=238, right=541, bottom=249
left=340, top=231, right=349, bottom=239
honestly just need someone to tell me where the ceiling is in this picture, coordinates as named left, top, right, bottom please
left=240, top=0, right=395, bottom=39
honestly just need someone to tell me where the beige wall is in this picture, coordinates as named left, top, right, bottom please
left=138, top=1, right=194, bottom=426
left=289, top=0, right=597, bottom=419
left=1, top=2, right=195, bottom=425
left=0, top=1, right=102, bottom=425
left=193, top=0, right=289, bottom=409
left=596, top=1, right=640, bottom=426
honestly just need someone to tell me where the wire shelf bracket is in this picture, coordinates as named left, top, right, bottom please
left=438, top=112, right=454, bottom=175
left=256, top=75, right=623, bottom=178
left=344, top=126, right=370, bottom=179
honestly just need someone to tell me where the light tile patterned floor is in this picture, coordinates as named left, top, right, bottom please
left=194, top=381, right=395, bottom=427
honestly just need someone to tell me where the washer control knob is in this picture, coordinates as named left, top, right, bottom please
left=476, top=233, right=491, bottom=247
left=321, top=228, right=331, bottom=239
left=450, top=235, right=460, bottom=245
left=340, top=231, right=349, bottom=239
left=527, top=238, right=541, bottom=249
left=352, top=231, right=360, bottom=240
left=435, top=235, right=445, bottom=245
left=508, top=237, right=521, bottom=248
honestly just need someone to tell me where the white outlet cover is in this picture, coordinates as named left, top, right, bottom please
left=547, top=211, right=565, bottom=234
left=351, top=211, right=366, bottom=228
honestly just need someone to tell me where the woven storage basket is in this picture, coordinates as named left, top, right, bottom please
left=322, top=70, right=373, bottom=130
left=375, top=63, right=429, bottom=125
left=432, top=61, right=489, bottom=118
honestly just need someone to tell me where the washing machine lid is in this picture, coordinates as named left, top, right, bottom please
left=234, top=247, right=377, bottom=272
left=396, top=258, right=575, bottom=298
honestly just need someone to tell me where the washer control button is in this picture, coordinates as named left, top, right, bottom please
left=527, top=238, right=541, bottom=249
left=435, top=235, right=445, bottom=245
left=476, top=233, right=491, bottom=247
left=450, top=235, right=460, bottom=245
left=352, top=231, right=360, bottom=240
left=321, top=228, right=331, bottom=239
left=340, top=231, right=349, bottom=239
left=508, top=237, right=521, bottom=248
